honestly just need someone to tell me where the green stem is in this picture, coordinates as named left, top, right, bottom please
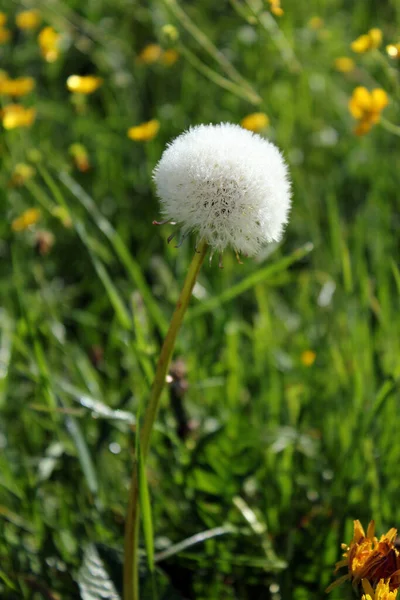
left=123, top=239, right=208, bottom=600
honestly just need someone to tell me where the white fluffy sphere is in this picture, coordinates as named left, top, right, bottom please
left=153, top=123, right=292, bottom=256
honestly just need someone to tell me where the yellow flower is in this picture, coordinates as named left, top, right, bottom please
left=66, top=75, right=103, bottom=94
left=0, top=28, right=11, bottom=44
left=241, top=112, right=269, bottom=132
left=10, top=163, right=35, bottom=186
left=362, top=579, right=399, bottom=600
left=16, top=9, right=41, bottom=30
left=308, top=16, right=324, bottom=29
left=11, top=208, right=41, bottom=232
left=38, top=26, right=61, bottom=62
left=351, top=28, right=382, bottom=53
left=0, top=77, right=35, bottom=97
left=327, top=520, right=400, bottom=593
left=127, top=119, right=160, bottom=142
left=137, top=44, right=163, bottom=64
left=301, top=350, right=316, bottom=367
left=334, top=56, right=355, bottom=73
left=0, top=12, right=7, bottom=27
left=1, top=104, right=36, bottom=129
left=161, top=24, right=179, bottom=43
left=386, top=43, right=400, bottom=59
left=268, top=0, right=283, bottom=16
left=52, top=206, right=72, bottom=228
left=69, top=143, right=90, bottom=172
left=160, top=49, right=179, bottom=66
left=348, top=87, right=389, bottom=135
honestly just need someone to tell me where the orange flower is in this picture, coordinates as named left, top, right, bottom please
left=241, top=112, right=269, bottom=133
left=0, top=77, right=35, bottom=97
left=69, top=143, right=90, bottom=172
left=348, top=87, right=389, bottom=135
left=38, top=26, right=60, bottom=62
left=1, top=104, right=36, bottom=129
left=127, top=119, right=160, bottom=142
left=327, top=520, right=400, bottom=593
left=16, top=10, right=41, bottom=30
left=66, top=75, right=103, bottom=94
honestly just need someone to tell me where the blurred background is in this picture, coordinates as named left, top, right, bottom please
left=1, top=0, right=400, bottom=598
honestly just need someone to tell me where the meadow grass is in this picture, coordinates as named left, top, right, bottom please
left=1, top=0, right=400, bottom=598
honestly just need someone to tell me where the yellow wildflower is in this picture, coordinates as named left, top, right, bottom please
left=241, top=112, right=269, bottom=133
left=301, top=350, right=316, bottom=367
left=160, top=49, right=179, bottom=66
left=38, top=26, right=60, bottom=62
left=0, top=28, right=11, bottom=44
left=137, top=44, right=163, bottom=64
left=66, top=75, right=103, bottom=94
left=351, top=28, right=382, bottom=53
left=327, top=520, right=400, bottom=593
left=0, top=13, right=6, bottom=27
left=1, top=104, right=36, bottom=129
left=127, top=119, right=160, bottom=142
left=386, top=43, right=400, bottom=59
left=348, top=87, right=389, bottom=135
left=0, top=77, right=35, bottom=97
left=334, top=57, right=355, bottom=73
left=268, top=0, right=283, bottom=17
left=308, top=16, right=324, bottom=29
left=362, top=579, right=399, bottom=600
left=10, top=163, right=35, bottom=187
left=16, top=10, right=41, bottom=30
left=69, top=143, right=90, bottom=172
left=12, top=208, right=41, bottom=232
left=52, top=206, right=72, bottom=228
left=161, top=24, right=179, bottom=43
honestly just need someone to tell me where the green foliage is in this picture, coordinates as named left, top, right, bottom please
left=1, top=0, right=400, bottom=598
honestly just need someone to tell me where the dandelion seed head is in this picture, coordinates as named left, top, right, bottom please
left=153, top=123, right=291, bottom=256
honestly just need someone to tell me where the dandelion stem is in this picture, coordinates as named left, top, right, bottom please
left=123, top=238, right=208, bottom=600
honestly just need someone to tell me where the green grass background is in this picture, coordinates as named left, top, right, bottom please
left=1, top=0, right=400, bottom=598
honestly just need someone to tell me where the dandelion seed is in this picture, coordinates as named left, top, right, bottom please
left=241, top=112, right=269, bottom=133
left=153, top=123, right=291, bottom=257
left=16, top=10, right=41, bottom=30
left=348, top=87, right=388, bottom=135
left=66, top=75, right=103, bottom=94
left=127, top=119, right=160, bottom=142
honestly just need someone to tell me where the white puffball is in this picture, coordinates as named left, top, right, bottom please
left=153, top=123, right=292, bottom=256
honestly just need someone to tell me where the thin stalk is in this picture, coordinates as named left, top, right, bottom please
left=123, top=239, right=208, bottom=600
